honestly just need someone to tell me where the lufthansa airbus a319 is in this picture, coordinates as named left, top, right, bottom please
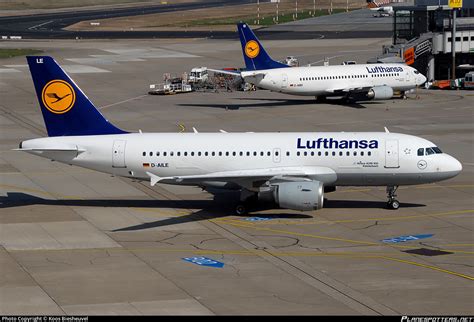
left=18, top=56, right=461, bottom=215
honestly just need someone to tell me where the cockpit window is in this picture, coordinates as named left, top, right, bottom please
left=425, top=147, right=435, bottom=155
left=432, top=147, right=442, bottom=154
left=414, top=70, right=420, bottom=74
left=417, top=148, right=424, bottom=156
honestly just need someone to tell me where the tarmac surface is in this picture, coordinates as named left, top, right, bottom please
left=0, top=37, right=473, bottom=315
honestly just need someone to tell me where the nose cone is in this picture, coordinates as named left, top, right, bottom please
left=440, top=155, right=463, bottom=181
left=417, top=73, right=427, bottom=86
left=448, top=155, right=463, bottom=174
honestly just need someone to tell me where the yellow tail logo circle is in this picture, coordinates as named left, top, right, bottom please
left=41, top=79, right=76, bottom=114
left=245, top=40, right=260, bottom=59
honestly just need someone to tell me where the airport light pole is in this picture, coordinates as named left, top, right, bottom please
left=276, top=0, right=279, bottom=23
left=451, top=8, right=457, bottom=80
left=257, top=0, right=260, bottom=25
left=296, top=0, right=298, bottom=19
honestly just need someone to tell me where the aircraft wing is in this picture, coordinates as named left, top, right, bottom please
left=207, top=68, right=242, bottom=76
left=325, top=86, right=372, bottom=94
left=146, top=166, right=336, bottom=189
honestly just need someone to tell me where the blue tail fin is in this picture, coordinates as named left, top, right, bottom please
left=237, top=22, right=289, bottom=71
left=26, top=56, right=127, bottom=137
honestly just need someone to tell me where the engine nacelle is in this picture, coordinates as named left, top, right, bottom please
left=272, top=181, right=324, bottom=211
left=367, top=85, right=394, bottom=100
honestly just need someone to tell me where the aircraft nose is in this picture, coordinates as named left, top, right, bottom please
left=417, top=74, right=427, bottom=86
left=443, top=154, right=462, bottom=176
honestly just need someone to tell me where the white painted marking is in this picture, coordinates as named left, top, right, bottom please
left=28, top=20, right=53, bottom=30
left=0, top=68, right=21, bottom=73
left=99, top=95, right=148, bottom=110
left=62, top=65, right=110, bottom=74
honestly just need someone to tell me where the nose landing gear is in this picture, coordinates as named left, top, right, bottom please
left=386, top=185, right=400, bottom=209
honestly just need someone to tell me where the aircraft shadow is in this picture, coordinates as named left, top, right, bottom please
left=324, top=199, right=425, bottom=208
left=177, top=97, right=381, bottom=109
left=1, top=193, right=425, bottom=231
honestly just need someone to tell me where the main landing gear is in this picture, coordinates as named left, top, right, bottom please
left=235, top=191, right=258, bottom=215
left=386, top=185, right=400, bottom=210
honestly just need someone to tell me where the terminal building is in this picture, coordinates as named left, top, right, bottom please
left=370, top=0, right=474, bottom=81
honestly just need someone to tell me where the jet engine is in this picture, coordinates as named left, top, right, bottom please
left=271, top=181, right=324, bottom=211
left=367, top=85, right=394, bottom=100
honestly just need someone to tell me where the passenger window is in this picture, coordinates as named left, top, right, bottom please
left=253, top=152, right=257, bottom=156
left=143, top=152, right=146, bottom=156
left=297, top=152, right=300, bottom=156
left=339, top=151, right=343, bottom=156
left=360, top=151, right=364, bottom=156
left=368, top=151, right=371, bottom=156
left=149, top=152, right=153, bottom=156
left=346, top=151, right=350, bottom=156
left=304, top=151, right=308, bottom=156
left=417, top=148, right=424, bottom=156
left=226, top=152, right=229, bottom=156
left=325, top=151, right=328, bottom=156
left=191, top=152, right=195, bottom=156
left=260, top=152, right=264, bottom=156
left=286, top=151, right=290, bottom=156
left=212, top=152, right=215, bottom=156
left=177, top=152, right=181, bottom=156
left=311, top=151, right=314, bottom=156
left=198, top=152, right=202, bottom=156
left=318, top=151, right=321, bottom=156
left=332, top=151, right=336, bottom=156
left=156, top=152, right=160, bottom=156
left=246, top=152, right=250, bottom=156
left=219, top=152, right=222, bottom=156
left=163, top=152, right=167, bottom=156
left=239, top=152, right=243, bottom=156
left=233, top=152, right=236, bottom=156
left=205, top=152, right=208, bottom=156
left=354, top=151, right=357, bottom=156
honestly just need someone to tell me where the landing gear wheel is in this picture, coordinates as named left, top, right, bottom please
left=235, top=204, right=248, bottom=216
left=386, top=185, right=400, bottom=210
left=387, top=199, right=400, bottom=210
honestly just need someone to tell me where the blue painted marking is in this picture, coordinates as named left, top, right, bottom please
left=244, top=217, right=272, bottom=222
left=182, top=257, right=224, bottom=268
left=382, top=234, right=434, bottom=244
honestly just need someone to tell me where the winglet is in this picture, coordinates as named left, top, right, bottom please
left=146, top=172, right=162, bottom=186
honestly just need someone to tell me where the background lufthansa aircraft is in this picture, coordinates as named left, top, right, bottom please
left=18, top=56, right=460, bottom=214
left=217, top=23, right=427, bottom=102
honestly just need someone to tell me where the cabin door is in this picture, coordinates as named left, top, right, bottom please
left=112, top=140, right=127, bottom=168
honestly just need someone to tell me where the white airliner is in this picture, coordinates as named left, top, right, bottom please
left=19, top=56, right=461, bottom=215
left=368, top=0, right=394, bottom=16
left=217, top=23, right=426, bottom=102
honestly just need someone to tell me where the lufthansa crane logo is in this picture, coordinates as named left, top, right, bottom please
left=245, top=40, right=260, bottom=59
left=41, top=79, right=76, bottom=114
